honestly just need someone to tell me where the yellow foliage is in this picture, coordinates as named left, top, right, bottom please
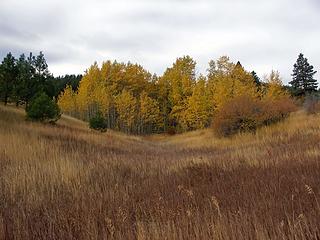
left=264, top=70, right=289, bottom=100
left=182, top=77, right=212, bottom=130
left=139, top=92, right=162, bottom=132
left=115, top=90, right=137, bottom=132
left=210, top=59, right=259, bottom=110
left=58, top=85, right=77, bottom=114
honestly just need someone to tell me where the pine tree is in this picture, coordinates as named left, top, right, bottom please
left=26, top=92, right=61, bottom=123
left=251, top=71, right=261, bottom=86
left=13, top=54, right=35, bottom=106
left=0, top=53, right=17, bottom=105
left=290, top=53, right=318, bottom=96
left=32, top=52, right=53, bottom=97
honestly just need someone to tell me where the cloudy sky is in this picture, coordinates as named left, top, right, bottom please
left=0, top=0, right=319, bottom=83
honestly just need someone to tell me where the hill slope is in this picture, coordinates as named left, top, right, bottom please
left=0, top=105, right=320, bottom=239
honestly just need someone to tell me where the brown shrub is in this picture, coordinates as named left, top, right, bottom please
left=167, top=127, right=176, bottom=135
left=304, top=95, right=320, bottom=114
left=212, top=95, right=297, bottom=137
left=260, top=97, right=298, bottom=125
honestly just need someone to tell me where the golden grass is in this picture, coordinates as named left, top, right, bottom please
left=0, top=104, right=320, bottom=239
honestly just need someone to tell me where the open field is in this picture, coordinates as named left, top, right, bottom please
left=0, top=105, right=320, bottom=239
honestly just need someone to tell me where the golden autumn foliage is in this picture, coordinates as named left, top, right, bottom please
left=139, top=91, right=162, bottom=133
left=182, top=77, right=212, bottom=130
left=208, top=57, right=259, bottom=111
left=115, top=90, right=137, bottom=133
left=58, top=55, right=295, bottom=135
left=263, top=70, right=289, bottom=100
left=57, top=85, right=76, bottom=114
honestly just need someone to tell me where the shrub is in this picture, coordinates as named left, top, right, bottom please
left=26, top=92, right=61, bottom=123
left=212, top=95, right=297, bottom=137
left=260, top=97, right=297, bottom=125
left=89, top=112, right=107, bottom=131
left=167, top=127, right=176, bottom=136
left=212, top=96, right=261, bottom=137
left=304, top=94, right=320, bottom=114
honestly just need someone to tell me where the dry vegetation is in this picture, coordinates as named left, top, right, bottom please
left=0, top=104, right=320, bottom=239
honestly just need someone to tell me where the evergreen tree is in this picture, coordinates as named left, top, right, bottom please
left=13, top=54, right=35, bottom=106
left=251, top=71, right=261, bottom=86
left=0, top=53, right=17, bottom=105
left=290, top=53, right=318, bottom=96
left=26, top=92, right=61, bottom=123
left=29, top=52, right=54, bottom=98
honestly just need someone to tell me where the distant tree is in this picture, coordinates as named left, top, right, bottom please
left=89, top=112, right=107, bottom=131
left=13, top=54, right=36, bottom=106
left=26, top=92, right=61, bottom=123
left=115, top=90, right=137, bottom=133
left=264, top=70, right=289, bottom=100
left=182, top=76, right=211, bottom=130
left=29, top=52, right=55, bottom=98
left=0, top=53, right=17, bottom=105
left=290, top=53, right=318, bottom=96
left=50, top=74, right=82, bottom=98
left=58, top=85, right=77, bottom=115
left=209, top=57, right=258, bottom=110
left=76, top=62, right=102, bottom=119
left=139, top=91, right=162, bottom=134
left=251, top=71, right=261, bottom=86
left=162, top=56, right=197, bottom=131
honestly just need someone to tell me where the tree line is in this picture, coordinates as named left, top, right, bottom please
left=0, top=51, right=82, bottom=107
left=0, top=52, right=318, bottom=134
left=58, top=54, right=318, bottom=134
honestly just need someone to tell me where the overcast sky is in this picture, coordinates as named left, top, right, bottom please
left=0, top=0, right=319, bottom=83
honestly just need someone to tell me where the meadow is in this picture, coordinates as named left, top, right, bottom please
left=0, top=104, right=320, bottom=239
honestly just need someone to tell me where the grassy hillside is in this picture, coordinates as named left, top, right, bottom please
left=0, top=105, right=320, bottom=239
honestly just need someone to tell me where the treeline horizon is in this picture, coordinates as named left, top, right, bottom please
left=0, top=51, right=318, bottom=135
left=58, top=54, right=318, bottom=134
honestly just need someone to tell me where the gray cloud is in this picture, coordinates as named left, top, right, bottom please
left=0, top=0, right=319, bottom=83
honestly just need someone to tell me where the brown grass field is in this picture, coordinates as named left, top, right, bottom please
left=0, top=104, right=320, bottom=239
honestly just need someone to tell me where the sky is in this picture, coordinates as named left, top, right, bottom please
left=0, top=0, right=319, bottom=83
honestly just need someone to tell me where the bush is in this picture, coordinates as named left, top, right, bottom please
left=89, top=112, right=107, bottom=131
left=167, top=126, right=177, bottom=136
left=304, top=94, right=320, bottom=114
left=26, top=92, right=61, bottom=123
left=260, top=97, right=297, bottom=125
left=212, top=95, right=297, bottom=137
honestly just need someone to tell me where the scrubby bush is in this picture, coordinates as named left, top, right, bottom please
left=167, top=126, right=177, bottom=135
left=26, top=92, right=61, bottom=123
left=212, top=95, right=297, bottom=137
left=212, top=96, right=261, bottom=137
left=260, top=97, right=297, bottom=125
left=304, top=94, right=320, bottom=114
left=89, top=112, right=107, bottom=131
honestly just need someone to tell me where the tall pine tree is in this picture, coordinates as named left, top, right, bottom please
left=290, top=53, right=318, bottom=96
left=0, top=53, right=17, bottom=105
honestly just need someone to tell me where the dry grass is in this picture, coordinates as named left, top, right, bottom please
left=0, top=104, right=320, bottom=239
